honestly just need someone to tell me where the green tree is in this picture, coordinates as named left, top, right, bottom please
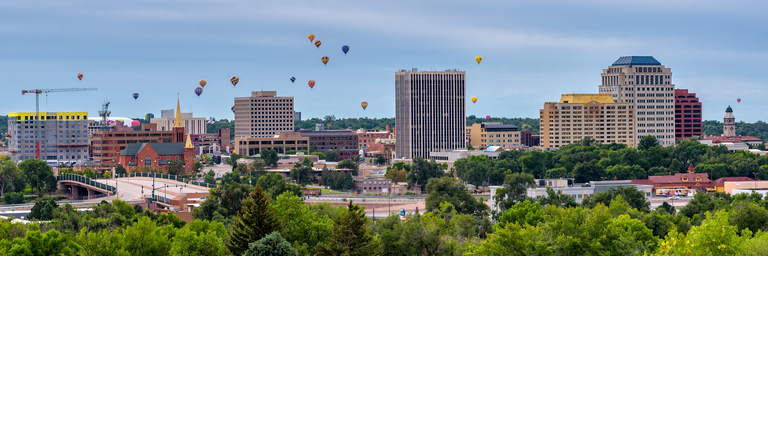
left=493, top=172, right=535, bottom=213
left=4, top=227, right=78, bottom=256
left=261, top=149, right=279, bottom=167
left=228, top=152, right=242, bottom=168
left=337, top=158, right=359, bottom=176
left=0, top=157, right=23, bottom=197
left=29, top=198, right=59, bottom=221
left=638, top=135, right=660, bottom=151
left=584, top=185, right=649, bottom=212
left=203, top=169, right=216, bottom=184
left=538, top=187, right=578, bottom=208
left=115, top=164, right=127, bottom=176
left=408, top=157, right=445, bottom=187
left=375, top=155, right=386, bottom=165
left=425, top=177, right=486, bottom=215
left=226, top=185, right=282, bottom=256
left=316, top=201, right=379, bottom=256
left=258, top=172, right=302, bottom=200
left=243, top=232, right=298, bottom=256
left=290, top=157, right=315, bottom=186
left=324, top=150, right=340, bottom=162
left=121, top=217, right=174, bottom=256
left=656, top=211, right=748, bottom=256
left=169, top=219, right=229, bottom=256
left=18, top=159, right=57, bottom=198
left=167, top=160, right=185, bottom=176
left=497, top=200, right=545, bottom=228
left=271, top=192, right=335, bottom=255
left=729, top=201, right=768, bottom=234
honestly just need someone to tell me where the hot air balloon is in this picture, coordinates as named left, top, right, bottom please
left=321, top=56, right=329, bottom=65
left=145, top=113, right=155, bottom=121
left=308, top=34, right=315, bottom=42
left=199, top=79, right=207, bottom=88
left=290, top=77, right=296, bottom=83
left=231, top=106, right=235, bottom=113
left=77, top=73, right=83, bottom=80
left=471, top=96, right=477, bottom=104
left=485, top=115, right=491, bottom=119
left=361, top=101, right=368, bottom=110
left=475, top=56, right=482, bottom=64
left=230, top=76, right=239, bottom=87
left=131, top=120, right=140, bottom=127
left=195, top=87, right=203, bottom=97
left=133, top=93, right=139, bottom=100
left=308, top=80, right=316, bottom=89
left=314, top=40, right=321, bottom=48
left=737, top=98, right=742, bottom=103
left=342, top=45, right=349, bottom=55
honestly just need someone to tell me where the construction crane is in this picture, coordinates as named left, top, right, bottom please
left=21, top=87, right=97, bottom=160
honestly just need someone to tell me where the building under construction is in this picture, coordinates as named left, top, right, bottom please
left=6, top=111, right=89, bottom=164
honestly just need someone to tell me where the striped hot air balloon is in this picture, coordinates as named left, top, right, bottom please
left=133, top=93, right=139, bottom=100
left=342, top=45, right=349, bottom=55
left=195, top=87, right=203, bottom=97
left=231, top=106, right=235, bottom=113
left=230, top=76, right=239, bottom=87
left=314, top=40, right=321, bottom=48
left=290, top=77, right=296, bottom=83
left=361, top=101, right=368, bottom=110
left=145, top=113, right=155, bottom=121
left=77, top=73, right=83, bottom=80
left=308, top=80, right=315, bottom=89
left=321, top=56, right=329, bottom=65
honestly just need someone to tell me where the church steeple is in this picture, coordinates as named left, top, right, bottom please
left=185, top=134, right=194, bottom=149
left=172, top=93, right=185, bottom=142
left=174, top=94, right=184, bottom=129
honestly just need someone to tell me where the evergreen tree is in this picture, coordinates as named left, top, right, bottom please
left=315, top=201, right=380, bottom=256
left=226, top=185, right=282, bottom=255
left=244, top=232, right=298, bottom=256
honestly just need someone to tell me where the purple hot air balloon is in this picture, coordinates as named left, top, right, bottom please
left=195, top=87, right=203, bottom=97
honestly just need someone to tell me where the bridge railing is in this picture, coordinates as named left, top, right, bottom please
left=57, top=174, right=116, bottom=194
left=115, top=173, right=216, bottom=189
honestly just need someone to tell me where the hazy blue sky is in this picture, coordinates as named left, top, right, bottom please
left=2, top=0, right=767, bottom=123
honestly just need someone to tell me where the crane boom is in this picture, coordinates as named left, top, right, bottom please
left=21, top=87, right=98, bottom=161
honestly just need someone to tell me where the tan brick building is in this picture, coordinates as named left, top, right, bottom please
left=234, top=132, right=310, bottom=156
left=539, top=94, right=635, bottom=149
left=91, top=123, right=173, bottom=167
left=234, top=91, right=294, bottom=138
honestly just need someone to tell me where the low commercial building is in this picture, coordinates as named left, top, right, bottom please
left=234, top=132, right=310, bottom=156
left=489, top=179, right=652, bottom=212
left=540, top=94, right=635, bottom=149
left=354, top=176, right=394, bottom=195
left=467, top=123, right=521, bottom=149
left=299, top=129, right=359, bottom=160
left=356, top=128, right=392, bottom=149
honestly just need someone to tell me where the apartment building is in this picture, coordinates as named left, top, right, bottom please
left=91, top=123, right=173, bottom=167
left=674, top=89, right=702, bottom=139
left=234, top=91, right=294, bottom=138
left=539, top=94, right=635, bottom=149
left=299, top=129, right=359, bottom=160
left=395, top=68, right=466, bottom=159
left=7, top=111, right=89, bottom=163
left=598, top=56, right=675, bottom=146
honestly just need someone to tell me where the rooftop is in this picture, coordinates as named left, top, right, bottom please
left=558, top=94, right=615, bottom=105
left=611, top=56, right=661, bottom=66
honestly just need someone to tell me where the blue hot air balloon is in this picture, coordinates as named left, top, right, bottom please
left=290, top=77, right=296, bottom=83
left=231, top=105, right=235, bottom=113
left=132, top=93, right=139, bottom=100
left=145, top=113, right=155, bottom=121
left=195, top=87, right=203, bottom=97
left=342, top=45, right=349, bottom=55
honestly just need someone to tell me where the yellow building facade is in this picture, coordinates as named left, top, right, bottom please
left=539, top=94, right=635, bottom=149
left=467, top=123, right=521, bottom=149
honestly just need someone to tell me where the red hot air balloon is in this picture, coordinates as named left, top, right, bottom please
left=308, top=80, right=316, bottom=89
left=737, top=98, right=742, bottom=103
left=486, top=115, right=491, bottom=119
left=131, top=120, right=140, bottom=127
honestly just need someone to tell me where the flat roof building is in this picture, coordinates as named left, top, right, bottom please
left=151, top=110, right=206, bottom=135
left=539, top=94, right=635, bottom=149
left=674, top=89, right=702, bottom=140
left=467, top=123, right=520, bottom=149
left=7, top=111, right=89, bottom=163
left=234, top=91, right=294, bottom=139
left=395, top=68, right=466, bottom=160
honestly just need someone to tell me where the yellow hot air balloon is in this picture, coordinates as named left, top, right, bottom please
left=361, top=101, right=368, bottom=110
left=475, top=56, right=482, bottom=64
left=308, top=34, right=315, bottom=42
left=471, top=96, right=478, bottom=104
left=199, top=80, right=207, bottom=88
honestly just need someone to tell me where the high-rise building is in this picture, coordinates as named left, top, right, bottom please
left=723, top=105, right=736, bottom=137
left=6, top=111, right=89, bottom=163
left=395, top=68, right=466, bottom=159
left=598, top=56, right=675, bottom=146
left=674, top=89, right=702, bottom=139
left=539, top=94, right=635, bottom=149
left=234, top=91, right=294, bottom=138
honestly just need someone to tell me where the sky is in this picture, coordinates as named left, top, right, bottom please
left=1, top=0, right=767, bottom=123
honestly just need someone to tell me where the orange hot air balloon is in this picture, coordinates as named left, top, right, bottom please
left=475, top=56, right=482, bottom=64
left=361, top=102, right=368, bottom=110
left=308, top=34, right=315, bottom=42
left=471, top=96, right=478, bottom=104
left=314, top=40, right=321, bottom=48
left=321, top=56, right=329, bottom=65
left=308, top=80, right=316, bottom=89
left=199, top=80, right=207, bottom=88
left=77, top=73, right=83, bottom=80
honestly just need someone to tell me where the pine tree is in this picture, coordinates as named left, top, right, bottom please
left=315, top=201, right=380, bottom=256
left=226, top=185, right=282, bottom=255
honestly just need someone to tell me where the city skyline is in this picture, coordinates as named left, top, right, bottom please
left=1, top=0, right=766, bottom=123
